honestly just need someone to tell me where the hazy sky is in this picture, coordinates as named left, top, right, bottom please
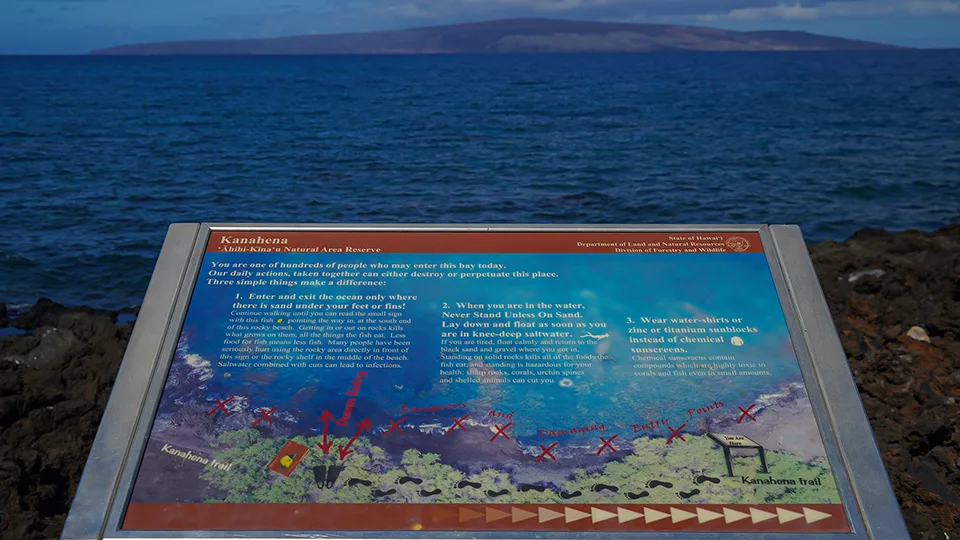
left=2, top=0, right=959, bottom=54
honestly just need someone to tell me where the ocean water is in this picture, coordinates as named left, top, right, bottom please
left=1, top=51, right=959, bottom=309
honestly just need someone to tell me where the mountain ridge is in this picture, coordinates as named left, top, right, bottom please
left=89, top=18, right=904, bottom=55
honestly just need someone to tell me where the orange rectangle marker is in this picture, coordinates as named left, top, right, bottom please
left=267, top=440, right=309, bottom=477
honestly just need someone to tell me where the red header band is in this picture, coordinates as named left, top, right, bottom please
left=206, top=231, right=763, bottom=254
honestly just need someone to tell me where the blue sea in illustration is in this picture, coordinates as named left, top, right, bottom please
left=2, top=51, right=959, bottom=309
left=171, top=251, right=806, bottom=442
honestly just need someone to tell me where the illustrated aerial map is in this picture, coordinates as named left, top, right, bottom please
left=121, top=230, right=850, bottom=533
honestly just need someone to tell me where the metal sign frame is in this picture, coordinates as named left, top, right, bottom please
left=60, top=223, right=909, bottom=540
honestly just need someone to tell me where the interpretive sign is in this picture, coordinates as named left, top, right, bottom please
left=707, top=433, right=769, bottom=477
left=61, top=225, right=910, bottom=540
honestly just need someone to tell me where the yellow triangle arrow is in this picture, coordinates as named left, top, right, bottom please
left=803, top=507, right=832, bottom=524
left=723, top=508, right=750, bottom=524
left=750, top=508, right=777, bottom=524
left=591, top=508, right=617, bottom=523
left=565, top=507, right=590, bottom=523
left=671, top=507, right=697, bottom=523
left=645, top=508, right=670, bottom=523
left=512, top=508, right=536, bottom=523
left=777, top=508, right=804, bottom=524
left=538, top=507, right=564, bottom=523
left=459, top=507, right=484, bottom=523
left=697, top=508, right=724, bottom=524
left=617, top=507, right=644, bottom=523
left=486, top=507, right=510, bottom=523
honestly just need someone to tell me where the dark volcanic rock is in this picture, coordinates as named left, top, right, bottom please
left=0, top=225, right=958, bottom=539
left=808, top=224, right=960, bottom=539
left=0, top=301, right=132, bottom=540
left=9, top=297, right=119, bottom=332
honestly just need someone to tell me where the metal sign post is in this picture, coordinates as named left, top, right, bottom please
left=61, top=224, right=909, bottom=540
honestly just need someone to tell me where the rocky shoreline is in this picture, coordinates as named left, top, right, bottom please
left=1, top=225, right=958, bottom=539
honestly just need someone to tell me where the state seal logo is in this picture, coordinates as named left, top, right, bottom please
left=725, top=236, right=751, bottom=252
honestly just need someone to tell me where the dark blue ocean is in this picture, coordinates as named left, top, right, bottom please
left=2, top=51, right=959, bottom=310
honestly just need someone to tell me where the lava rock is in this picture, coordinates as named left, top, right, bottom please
left=809, top=223, right=959, bottom=539
left=0, top=301, right=133, bottom=540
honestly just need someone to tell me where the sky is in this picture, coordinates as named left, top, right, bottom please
left=1, top=0, right=959, bottom=54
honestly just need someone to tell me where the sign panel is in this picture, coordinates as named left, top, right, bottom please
left=709, top=434, right=762, bottom=448
left=116, top=229, right=853, bottom=534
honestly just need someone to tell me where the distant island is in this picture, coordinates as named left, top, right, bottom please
left=89, top=18, right=902, bottom=55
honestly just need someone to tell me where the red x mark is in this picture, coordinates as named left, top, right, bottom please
left=446, top=414, right=469, bottom=434
left=207, top=396, right=234, bottom=416
left=490, top=422, right=512, bottom=442
left=536, top=442, right=558, bottom=463
left=252, top=406, right=279, bottom=427
left=384, top=417, right=406, bottom=437
left=737, top=404, right=757, bottom=424
left=666, top=423, right=686, bottom=444
left=596, top=435, right=618, bottom=455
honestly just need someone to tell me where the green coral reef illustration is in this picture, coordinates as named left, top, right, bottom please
left=200, top=429, right=841, bottom=505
